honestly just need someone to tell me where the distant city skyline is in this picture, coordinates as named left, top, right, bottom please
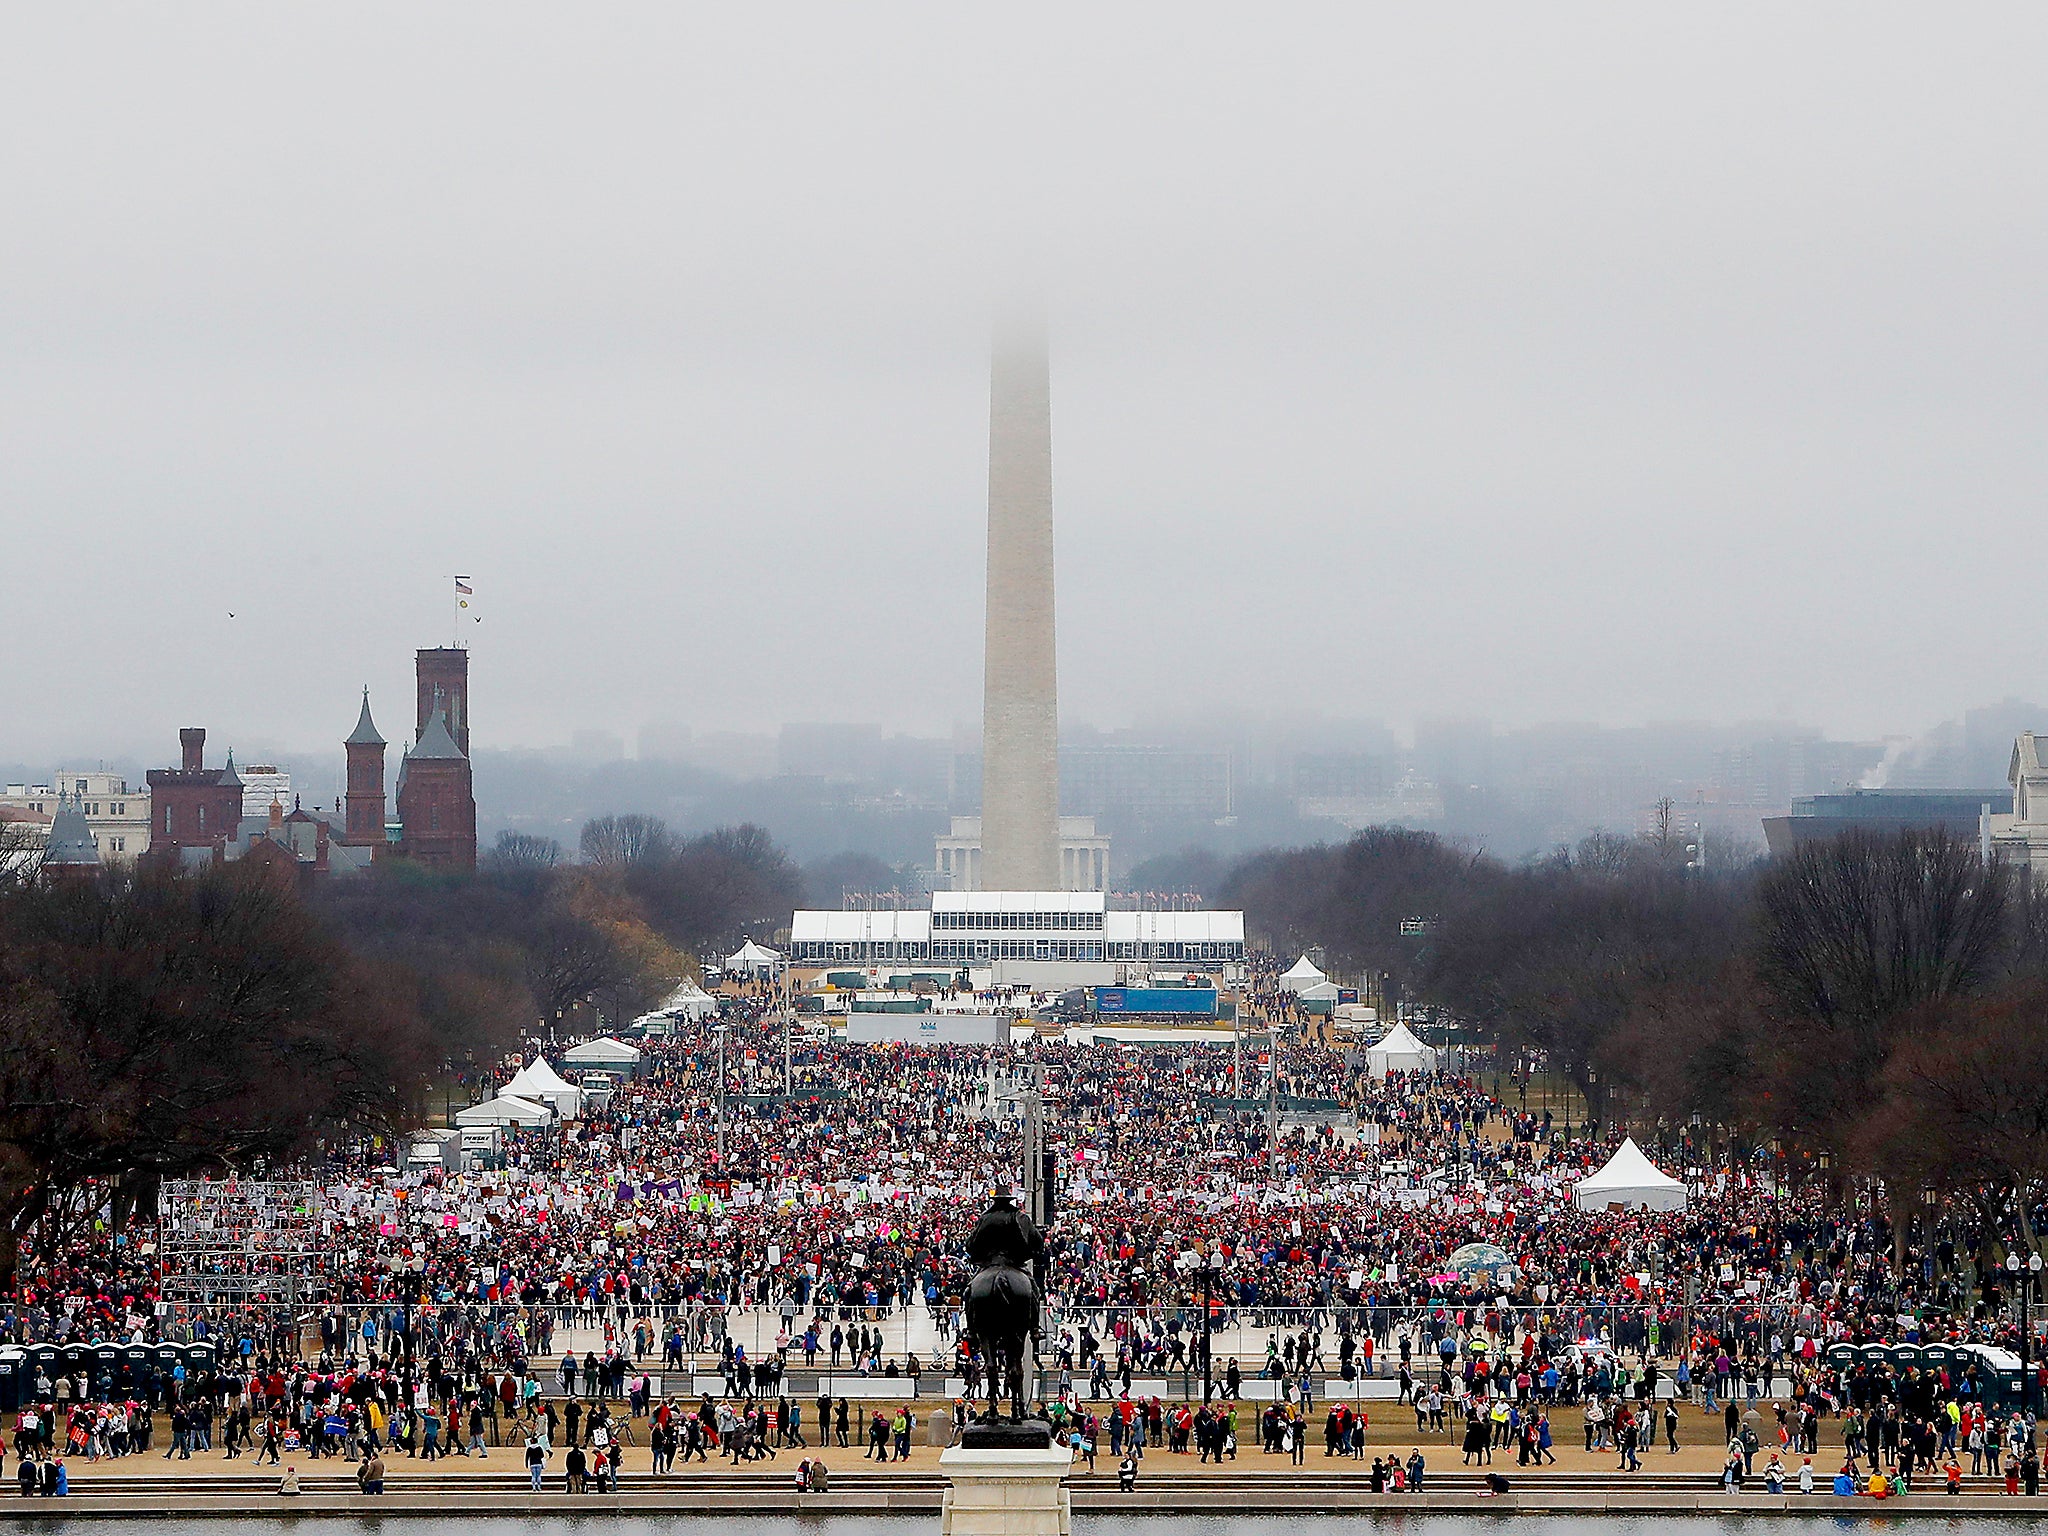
left=12, top=693, right=2036, bottom=876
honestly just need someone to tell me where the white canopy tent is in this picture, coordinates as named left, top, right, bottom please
left=653, top=978, right=719, bottom=1021
left=561, top=1036, right=643, bottom=1076
left=724, top=940, right=784, bottom=976
left=1573, top=1137, right=1689, bottom=1213
left=1366, top=1021, right=1439, bottom=1077
left=1298, top=980, right=1341, bottom=1003
left=1279, top=955, right=1327, bottom=993
left=455, top=1094, right=553, bottom=1128
left=503, top=1057, right=582, bottom=1118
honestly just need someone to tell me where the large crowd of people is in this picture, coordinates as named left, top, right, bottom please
left=2, top=969, right=2044, bottom=1493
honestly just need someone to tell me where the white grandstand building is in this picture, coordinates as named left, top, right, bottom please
left=788, top=889, right=1244, bottom=971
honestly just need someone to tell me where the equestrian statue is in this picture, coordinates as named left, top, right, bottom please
left=962, top=1186, right=1045, bottom=1436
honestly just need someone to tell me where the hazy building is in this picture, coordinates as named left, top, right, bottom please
left=237, top=764, right=292, bottom=819
left=0, top=770, right=151, bottom=864
left=779, top=722, right=883, bottom=782
left=1763, top=788, right=2010, bottom=856
left=690, top=731, right=778, bottom=781
left=1413, top=717, right=1495, bottom=791
left=568, top=729, right=626, bottom=764
left=1990, top=732, right=2048, bottom=880
left=638, top=719, right=694, bottom=763
left=1061, top=743, right=1233, bottom=824
left=936, top=814, right=1108, bottom=892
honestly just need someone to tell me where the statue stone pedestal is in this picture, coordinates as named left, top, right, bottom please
left=939, top=1443, right=1073, bottom=1536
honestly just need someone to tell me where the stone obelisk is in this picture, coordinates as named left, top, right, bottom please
left=980, top=322, right=1062, bottom=892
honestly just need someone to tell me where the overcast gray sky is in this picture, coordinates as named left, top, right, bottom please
left=5, top=4, right=2044, bottom=762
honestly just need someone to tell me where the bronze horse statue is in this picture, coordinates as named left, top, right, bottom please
left=963, top=1188, right=1044, bottom=1423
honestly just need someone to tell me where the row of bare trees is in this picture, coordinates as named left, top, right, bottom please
left=0, top=865, right=436, bottom=1290
left=1230, top=824, right=2048, bottom=1247
left=0, top=813, right=802, bottom=1292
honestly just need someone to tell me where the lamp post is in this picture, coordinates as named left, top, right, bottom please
left=2015, top=1250, right=2045, bottom=1408
left=2031, top=1253, right=2043, bottom=1407
left=1200, top=1242, right=1224, bottom=1403
left=712, top=1024, right=730, bottom=1166
left=1769, top=1140, right=1783, bottom=1230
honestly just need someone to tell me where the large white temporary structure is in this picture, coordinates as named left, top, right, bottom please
left=455, top=1094, right=553, bottom=1127
left=503, top=1057, right=582, bottom=1118
left=724, top=940, right=784, bottom=976
left=1367, top=1021, right=1439, bottom=1077
left=561, top=1036, right=643, bottom=1077
left=653, top=978, right=719, bottom=1021
left=1573, top=1137, right=1689, bottom=1213
left=1279, top=955, right=1327, bottom=993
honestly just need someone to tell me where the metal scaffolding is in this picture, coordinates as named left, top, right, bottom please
left=156, top=1178, right=331, bottom=1338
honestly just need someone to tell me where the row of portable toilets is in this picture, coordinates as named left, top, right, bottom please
left=0, top=1340, right=218, bottom=1411
left=1821, top=1340, right=2031, bottom=1410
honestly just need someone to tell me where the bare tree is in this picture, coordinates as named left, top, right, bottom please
left=1649, top=797, right=1680, bottom=862
left=579, top=814, right=674, bottom=869
left=0, top=821, right=45, bottom=891
left=484, top=831, right=564, bottom=874
left=1757, top=828, right=2012, bottom=1147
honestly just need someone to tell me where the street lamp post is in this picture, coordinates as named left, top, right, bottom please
left=1200, top=1243, right=1223, bottom=1403
left=2014, top=1250, right=2044, bottom=1408
left=2030, top=1253, right=2043, bottom=1408
left=713, top=1024, right=730, bottom=1166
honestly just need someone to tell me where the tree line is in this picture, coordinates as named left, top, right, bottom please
left=1220, top=823, right=2048, bottom=1249
left=0, top=813, right=799, bottom=1290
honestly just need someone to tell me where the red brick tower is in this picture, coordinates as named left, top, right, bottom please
left=343, top=688, right=387, bottom=848
left=143, top=728, right=247, bottom=868
left=415, top=647, right=470, bottom=756
left=397, top=648, right=476, bottom=871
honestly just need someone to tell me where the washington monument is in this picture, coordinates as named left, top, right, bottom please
left=979, top=323, right=1061, bottom=891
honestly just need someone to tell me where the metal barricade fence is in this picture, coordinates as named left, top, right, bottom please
left=63, top=1293, right=1812, bottom=1406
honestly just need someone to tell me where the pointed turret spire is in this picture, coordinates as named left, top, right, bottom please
left=412, top=688, right=466, bottom=760
left=346, top=686, right=385, bottom=747
left=43, top=791, right=101, bottom=871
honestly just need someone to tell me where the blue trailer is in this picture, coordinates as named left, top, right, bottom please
left=1093, top=986, right=1219, bottom=1018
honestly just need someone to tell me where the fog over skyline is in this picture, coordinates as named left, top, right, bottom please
left=6, top=5, right=2046, bottom=765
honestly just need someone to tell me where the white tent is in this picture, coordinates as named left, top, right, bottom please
left=724, top=940, right=784, bottom=976
left=455, top=1093, right=553, bottom=1127
left=1298, top=980, right=1341, bottom=1003
left=1367, top=1021, right=1439, bottom=1077
left=503, top=1057, right=583, bottom=1118
left=653, top=978, right=719, bottom=1021
left=1279, top=955, right=1327, bottom=993
left=561, top=1036, right=643, bottom=1076
left=1573, top=1137, right=1689, bottom=1213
